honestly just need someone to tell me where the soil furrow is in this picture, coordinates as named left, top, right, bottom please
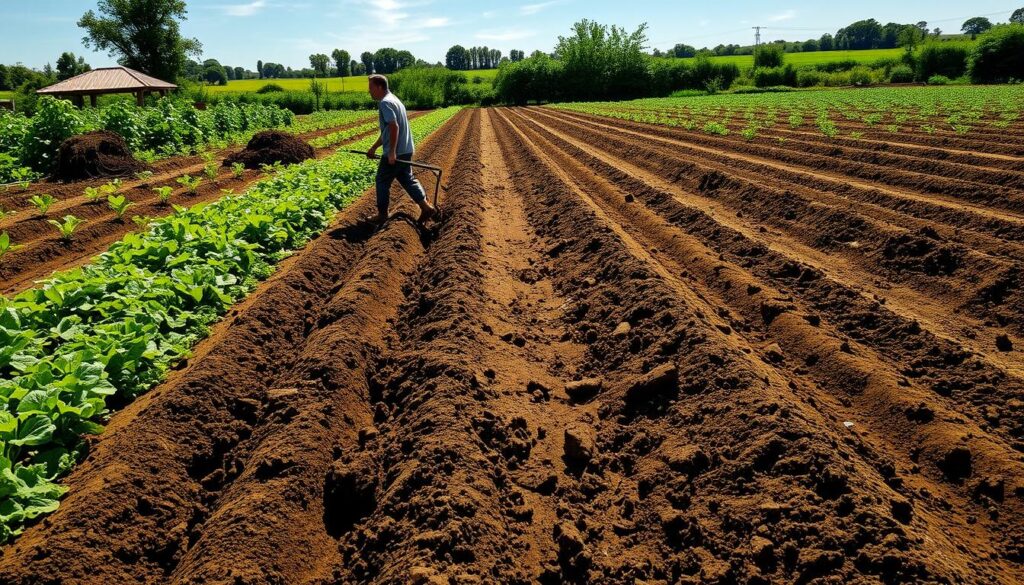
left=497, top=107, right=1024, bottom=576
left=526, top=107, right=1024, bottom=337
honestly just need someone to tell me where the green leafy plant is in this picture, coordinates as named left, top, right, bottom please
left=204, top=162, right=219, bottom=180
left=176, top=175, right=202, bottom=194
left=153, top=186, right=174, bottom=205
left=0, top=207, right=15, bottom=221
left=47, top=215, right=84, bottom=241
left=231, top=162, right=246, bottom=178
left=134, top=170, right=154, bottom=182
left=0, top=230, right=22, bottom=259
left=741, top=126, right=758, bottom=141
left=107, top=194, right=133, bottom=220
left=83, top=186, right=102, bottom=202
left=28, top=194, right=55, bottom=217
left=702, top=121, right=730, bottom=136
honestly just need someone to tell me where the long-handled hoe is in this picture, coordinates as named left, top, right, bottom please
left=341, top=150, right=445, bottom=222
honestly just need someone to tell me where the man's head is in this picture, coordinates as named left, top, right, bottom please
left=368, top=74, right=389, bottom=100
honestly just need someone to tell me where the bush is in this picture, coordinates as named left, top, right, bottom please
left=849, top=66, right=875, bottom=86
left=888, top=64, right=916, bottom=83
left=927, top=74, right=951, bottom=85
left=796, top=68, right=824, bottom=87
left=822, top=71, right=852, bottom=87
left=493, top=55, right=565, bottom=105
left=916, top=42, right=971, bottom=80
left=390, top=67, right=472, bottom=108
left=753, top=44, right=784, bottom=68
left=753, top=64, right=797, bottom=88
left=814, top=59, right=860, bottom=73
left=256, top=83, right=285, bottom=94
left=968, top=24, right=1024, bottom=83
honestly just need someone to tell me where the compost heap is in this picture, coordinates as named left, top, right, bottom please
left=225, top=130, right=314, bottom=169
left=54, top=130, right=148, bottom=181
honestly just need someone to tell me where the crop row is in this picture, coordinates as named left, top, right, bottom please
left=0, top=97, right=298, bottom=184
left=0, top=106, right=461, bottom=543
left=552, top=85, right=1024, bottom=135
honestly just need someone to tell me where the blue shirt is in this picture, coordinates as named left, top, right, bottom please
left=378, top=92, right=414, bottom=156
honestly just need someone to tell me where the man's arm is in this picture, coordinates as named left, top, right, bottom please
left=386, top=121, right=399, bottom=164
left=367, top=135, right=383, bottom=159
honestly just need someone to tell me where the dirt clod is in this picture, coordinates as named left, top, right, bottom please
left=564, top=377, right=602, bottom=402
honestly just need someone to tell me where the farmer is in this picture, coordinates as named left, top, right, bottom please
left=366, top=74, right=435, bottom=224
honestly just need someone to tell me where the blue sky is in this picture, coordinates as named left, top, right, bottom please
left=3, top=1, right=1020, bottom=71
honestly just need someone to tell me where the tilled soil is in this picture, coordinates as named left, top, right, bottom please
left=1, top=107, right=1023, bottom=584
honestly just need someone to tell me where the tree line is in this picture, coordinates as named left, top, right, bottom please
left=655, top=9, right=1024, bottom=58
left=444, top=46, right=525, bottom=70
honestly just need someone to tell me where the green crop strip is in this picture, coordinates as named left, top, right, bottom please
left=308, top=121, right=379, bottom=149
left=550, top=85, right=1024, bottom=138
left=0, top=106, right=461, bottom=543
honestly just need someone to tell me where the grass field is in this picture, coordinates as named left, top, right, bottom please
left=678, top=48, right=909, bottom=69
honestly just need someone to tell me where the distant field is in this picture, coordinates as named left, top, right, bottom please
left=0, top=91, right=13, bottom=100
left=681, top=48, right=909, bottom=68
left=212, top=69, right=500, bottom=94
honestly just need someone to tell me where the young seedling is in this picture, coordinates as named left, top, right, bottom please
left=850, top=131, right=864, bottom=140
left=134, top=170, right=154, bottom=182
left=0, top=206, right=15, bottom=221
left=153, top=186, right=174, bottom=205
left=107, top=194, right=133, bottom=220
left=219, top=189, right=235, bottom=197
left=204, top=162, right=219, bottom=180
left=47, top=215, right=83, bottom=242
left=28, top=194, right=55, bottom=217
left=231, top=162, right=246, bottom=179
left=110, top=178, right=123, bottom=192
left=19, top=180, right=30, bottom=192
left=176, top=175, right=202, bottom=194
left=0, top=231, right=22, bottom=259
left=741, top=126, right=758, bottom=141
left=84, top=186, right=102, bottom=202
left=100, top=182, right=118, bottom=196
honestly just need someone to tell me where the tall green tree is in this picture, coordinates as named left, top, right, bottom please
left=55, top=52, right=91, bottom=80
left=78, top=0, right=201, bottom=82
left=446, top=45, right=470, bottom=70
left=961, top=17, right=994, bottom=39
left=309, top=53, right=330, bottom=76
left=257, top=60, right=264, bottom=79
left=555, top=19, right=649, bottom=100
left=1012, top=8, right=1024, bottom=25
left=331, top=49, right=351, bottom=76
left=360, top=51, right=374, bottom=74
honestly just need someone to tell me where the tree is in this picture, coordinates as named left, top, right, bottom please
left=55, top=52, right=91, bottom=80
left=835, top=19, right=883, bottom=50
left=933, top=28, right=943, bottom=37
left=753, top=44, right=784, bottom=68
left=819, top=33, right=834, bottom=51
left=257, top=60, right=264, bottom=79
left=670, top=43, right=697, bottom=58
left=916, top=21, right=929, bottom=35
left=1012, top=8, right=1024, bottom=25
left=309, top=53, right=330, bottom=76
left=350, top=59, right=363, bottom=76
left=801, top=39, right=819, bottom=52
left=962, top=17, right=993, bottom=39
left=361, top=51, right=374, bottom=74
left=446, top=45, right=470, bottom=69
left=331, top=49, right=351, bottom=76
left=78, top=0, right=201, bottom=82
left=203, top=58, right=227, bottom=85
left=234, top=66, right=245, bottom=80
left=555, top=19, right=649, bottom=100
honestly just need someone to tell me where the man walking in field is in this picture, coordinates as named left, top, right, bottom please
left=366, top=74, right=435, bottom=224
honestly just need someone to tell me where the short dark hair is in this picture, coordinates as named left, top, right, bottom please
left=368, top=74, right=389, bottom=92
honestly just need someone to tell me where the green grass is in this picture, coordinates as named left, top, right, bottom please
left=678, top=48, right=910, bottom=69
left=210, top=69, right=500, bottom=95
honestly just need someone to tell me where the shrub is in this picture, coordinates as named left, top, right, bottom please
left=753, top=64, right=797, bottom=88
left=796, top=68, right=824, bottom=87
left=968, top=24, right=1024, bottom=83
left=927, top=74, right=951, bottom=85
left=494, top=55, right=565, bottom=105
left=814, top=59, right=860, bottom=73
left=753, top=44, right=784, bottom=68
left=916, top=42, right=971, bottom=80
left=849, top=66, right=875, bottom=86
left=256, top=83, right=285, bottom=94
left=390, top=67, right=471, bottom=108
left=888, top=64, right=916, bottom=83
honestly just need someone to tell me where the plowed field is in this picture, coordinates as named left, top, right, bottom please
left=2, top=106, right=1023, bottom=584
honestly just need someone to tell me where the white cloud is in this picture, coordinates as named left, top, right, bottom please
left=475, top=28, right=537, bottom=41
left=422, top=17, right=451, bottom=28
left=222, top=0, right=266, bottom=16
left=521, top=0, right=564, bottom=16
left=482, top=10, right=498, bottom=18
left=767, top=9, right=797, bottom=22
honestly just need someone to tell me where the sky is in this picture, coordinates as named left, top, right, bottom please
left=2, top=0, right=1021, bottom=71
